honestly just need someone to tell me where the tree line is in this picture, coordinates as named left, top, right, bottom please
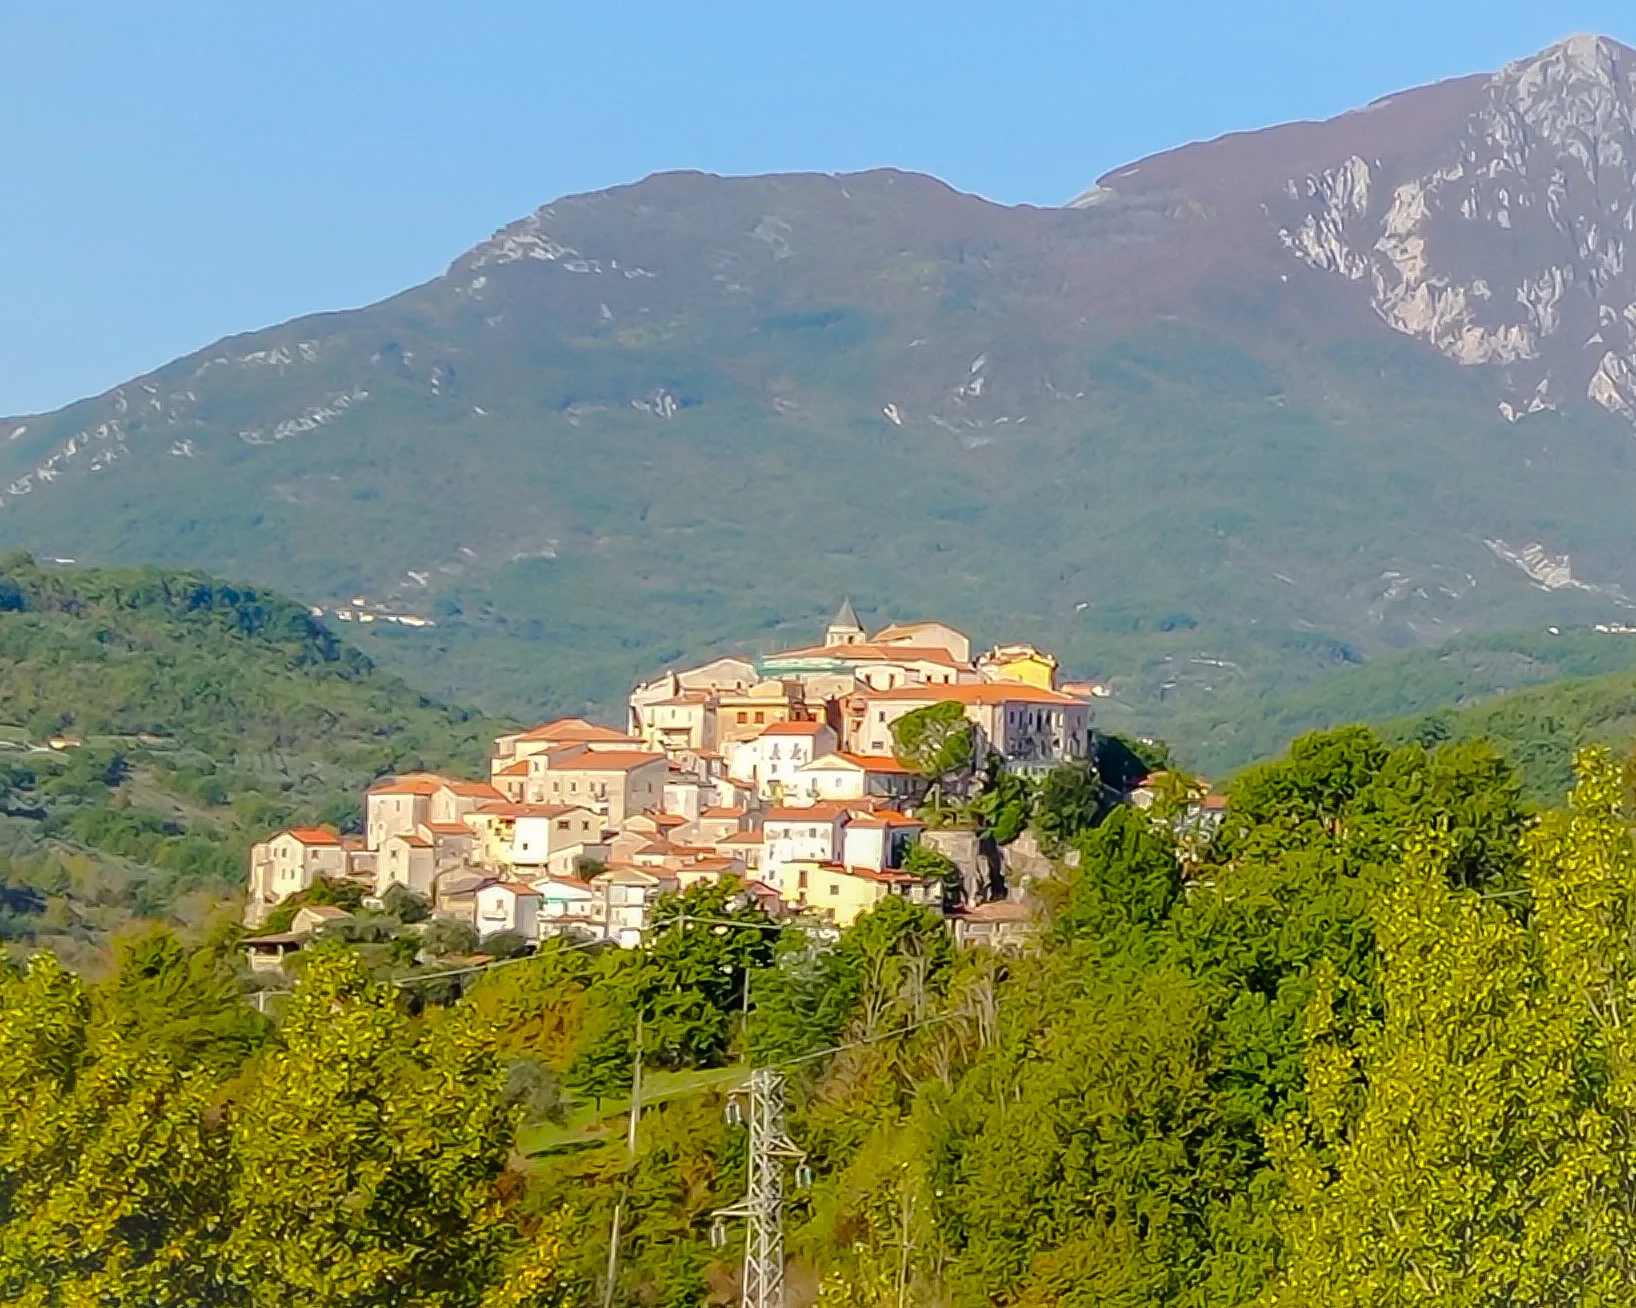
left=7, top=724, right=1636, bottom=1304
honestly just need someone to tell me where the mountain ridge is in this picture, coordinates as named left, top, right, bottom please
left=5, top=35, right=1636, bottom=744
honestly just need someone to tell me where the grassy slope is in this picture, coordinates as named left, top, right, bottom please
left=0, top=553, right=492, bottom=967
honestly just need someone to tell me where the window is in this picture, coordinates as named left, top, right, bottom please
left=829, top=883, right=840, bottom=896
left=556, top=820, right=570, bottom=831
left=755, top=711, right=765, bottom=724
left=737, top=712, right=748, bottom=724
left=878, top=711, right=886, bottom=723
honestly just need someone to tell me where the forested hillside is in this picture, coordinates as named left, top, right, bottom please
left=9, top=724, right=1636, bottom=1304
left=0, top=554, right=490, bottom=965
left=1381, top=666, right=1636, bottom=804
left=11, top=40, right=1636, bottom=740
left=1120, top=627, right=1636, bottom=778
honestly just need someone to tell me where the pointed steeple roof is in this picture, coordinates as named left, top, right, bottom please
left=830, top=597, right=861, bottom=632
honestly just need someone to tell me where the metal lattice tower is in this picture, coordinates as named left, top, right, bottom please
left=716, top=1067, right=803, bottom=1308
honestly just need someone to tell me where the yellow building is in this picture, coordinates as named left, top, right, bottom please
left=977, top=644, right=1060, bottom=691
left=777, top=858, right=940, bottom=927
left=715, top=680, right=806, bottom=745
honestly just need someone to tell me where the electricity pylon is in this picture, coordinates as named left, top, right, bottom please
left=715, top=1067, right=804, bottom=1308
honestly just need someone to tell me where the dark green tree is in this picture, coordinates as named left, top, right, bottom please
left=1033, top=761, right=1104, bottom=848
left=891, top=701, right=976, bottom=803
left=641, top=879, right=780, bottom=1066
left=422, top=917, right=480, bottom=957
left=968, top=754, right=1034, bottom=845
left=97, top=925, right=270, bottom=1076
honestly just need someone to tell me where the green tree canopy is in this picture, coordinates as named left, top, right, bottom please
left=1033, top=760, right=1105, bottom=849
left=890, top=701, right=975, bottom=800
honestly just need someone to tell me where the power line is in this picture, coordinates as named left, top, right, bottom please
left=248, top=905, right=783, bottom=1005
left=246, top=930, right=611, bottom=1004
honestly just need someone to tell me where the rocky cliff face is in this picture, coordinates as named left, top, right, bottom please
left=1276, top=35, right=1636, bottom=424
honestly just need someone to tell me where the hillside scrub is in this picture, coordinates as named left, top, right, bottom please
left=0, top=557, right=493, bottom=961
left=7, top=725, right=1636, bottom=1303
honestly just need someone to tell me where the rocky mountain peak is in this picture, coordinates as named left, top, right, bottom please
left=1278, top=33, right=1636, bottom=424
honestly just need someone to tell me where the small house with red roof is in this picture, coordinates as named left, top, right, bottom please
left=840, top=810, right=926, bottom=874
left=951, top=899, right=1037, bottom=952
left=535, top=874, right=596, bottom=935
left=474, top=878, right=542, bottom=940
left=795, top=751, right=923, bottom=805
left=244, top=827, right=347, bottom=927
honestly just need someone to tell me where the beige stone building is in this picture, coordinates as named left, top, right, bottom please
left=589, top=866, right=679, bottom=948
left=491, top=718, right=645, bottom=784
left=514, top=747, right=669, bottom=825
left=847, top=682, right=1091, bottom=772
left=244, top=828, right=348, bottom=927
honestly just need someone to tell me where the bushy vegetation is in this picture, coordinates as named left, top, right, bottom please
left=0, top=555, right=492, bottom=960
left=12, top=719, right=1636, bottom=1304
left=1143, top=626, right=1636, bottom=779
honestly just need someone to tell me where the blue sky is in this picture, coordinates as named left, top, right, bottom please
left=2, top=1, right=1632, bottom=414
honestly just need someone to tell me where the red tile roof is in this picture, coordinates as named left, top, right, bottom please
left=765, top=802, right=853, bottom=823
left=772, top=642, right=969, bottom=668
left=367, top=773, right=445, bottom=797
left=444, top=780, right=506, bottom=799
left=481, top=879, right=543, bottom=897
left=760, top=720, right=831, bottom=736
left=518, top=718, right=639, bottom=744
left=475, top=802, right=587, bottom=819
left=809, top=862, right=923, bottom=884
left=959, top=900, right=1034, bottom=922
left=815, top=751, right=917, bottom=774
left=283, top=827, right=342, bottom=846
left=842, top=811, right=923, bottom=829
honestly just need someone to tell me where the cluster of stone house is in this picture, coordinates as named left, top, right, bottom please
left=245, top=605, right=1092, bottom=964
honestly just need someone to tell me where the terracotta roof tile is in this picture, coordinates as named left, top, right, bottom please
left=518, top=718, right=639, bottom=744
left=760, top=720, right=831, bottom=736
left=368, top=774, right=444, bottom=797
left=283, top=827, right=342, bottom=846
left=478, top=879, right=543, bottom=897
left=764, top=802, right=852, bottom=823
left=958, top=900, right=1034, bottom=921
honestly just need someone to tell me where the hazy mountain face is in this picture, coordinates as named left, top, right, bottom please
left=5, top=36, right=1636, bottom=734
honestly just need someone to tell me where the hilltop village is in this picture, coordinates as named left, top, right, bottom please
left=243, top=603, right=1145, bottom=965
